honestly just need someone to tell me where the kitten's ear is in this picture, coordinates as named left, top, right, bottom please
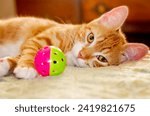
left=121, top=43, right=149, bottom=63
left=91, top=6, right=129, bottom=29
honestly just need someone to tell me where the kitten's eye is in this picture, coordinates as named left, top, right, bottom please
left=96, top=55, right=108, bottom=62
left=87, top=33, right=94, bottom=43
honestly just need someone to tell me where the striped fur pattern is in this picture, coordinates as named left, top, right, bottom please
left=0, top=6, right=129, bottom=79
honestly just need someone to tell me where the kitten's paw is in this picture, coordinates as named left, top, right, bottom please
left=0, top=58, right=10, bottom=77
left=14, top=67, right=38, bottom=79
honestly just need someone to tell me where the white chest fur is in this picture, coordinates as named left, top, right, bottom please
left=65, top=51, right=77, bottom=66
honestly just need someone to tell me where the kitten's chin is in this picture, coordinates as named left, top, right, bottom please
left=76, top=58, right=89, bottom=68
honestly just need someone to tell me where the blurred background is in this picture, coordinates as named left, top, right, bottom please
left=0, top=0, right=150, bottom=46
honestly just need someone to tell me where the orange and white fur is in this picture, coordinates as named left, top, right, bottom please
left=0, top=6, right=149, bottom=79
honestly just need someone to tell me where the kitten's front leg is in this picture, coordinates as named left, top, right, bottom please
left=13, top=50, right=38, bottom=79
left=14, top=42, right=39, bottom=79
left=14, top=36, right=51, bottom=79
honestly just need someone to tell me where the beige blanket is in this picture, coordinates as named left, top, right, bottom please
left=0, top=52, right=150, bottom=99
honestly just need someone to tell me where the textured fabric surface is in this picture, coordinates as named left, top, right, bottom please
left=0, top=52, right=150, bottom=99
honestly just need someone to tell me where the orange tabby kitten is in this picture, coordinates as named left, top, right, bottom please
left=0, top=6, right=149, bottom=79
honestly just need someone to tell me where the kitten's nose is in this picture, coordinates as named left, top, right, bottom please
left=78, top=51, right=84, bottom=59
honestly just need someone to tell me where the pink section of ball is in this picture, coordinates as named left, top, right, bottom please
left=34, top=46, right=50, bottom=76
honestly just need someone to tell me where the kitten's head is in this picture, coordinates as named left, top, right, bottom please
left=70, top=6, right=149, bottom=67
